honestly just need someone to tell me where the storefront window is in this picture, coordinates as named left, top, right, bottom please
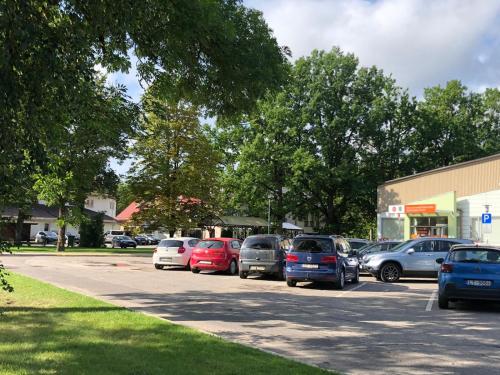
left=410, top=216, right=448, bottom=238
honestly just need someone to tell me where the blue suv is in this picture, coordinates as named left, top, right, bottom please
left=286, top=235, right=359, bottom=289
left=437, top=245, right=500, bottom=309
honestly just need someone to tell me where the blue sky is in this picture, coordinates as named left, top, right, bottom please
left=110, top=0, right=500, bottom=176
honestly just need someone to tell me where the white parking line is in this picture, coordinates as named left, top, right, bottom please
left=425, top=290, right=437, bottom=311
left=335, top=282, right=366, bottom=297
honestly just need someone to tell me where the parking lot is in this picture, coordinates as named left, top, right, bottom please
left=4, top=254, right=500, bottom=375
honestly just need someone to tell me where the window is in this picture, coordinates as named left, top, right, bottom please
left=293, top=238, right=333, bottom=253
left=85, top=199, right=94, bottom=208
left=110, top=201, right=115, bottom=209
left=450, top=249, right=500, bottom=263
left=44, top=223, right=49, bottom=231
left=197, top=240, right=224, bottom=249
left=242, top=237, right=276, bottom=250
left=437, top=241, right=457, bottom=253
left=188, top=239, right=199, bottom=247
left=159, top=240, right=183, bottom=248
left=231, top=240, right=241, bottom=249
left=413, top=240, right=435, bottom=253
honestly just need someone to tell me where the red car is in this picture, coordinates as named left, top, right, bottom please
left=190, top=237, right=242, bottom=275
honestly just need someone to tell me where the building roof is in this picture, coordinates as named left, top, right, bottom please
left=381, top=153, right=500, bottom=186
left=1, top=203, right=116, bottom=222
left=115, top=201, right=140, bottom=222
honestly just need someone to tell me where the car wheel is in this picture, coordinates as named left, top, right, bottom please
left=334, top=269, right=345, bottom=290
left=191, top=268, right=200, bottom=274
left=438, top=293, right=449, bottom=309
left=227, top=259, right=238, bottom=275
left=239, top=271, right=248, bottom=279
left=351, top=268, right=360, bottom=284
left=380, top=263, right=401, bottom=282
left=154, top=264, right=164, bottom=270
left=286, top=279, right=297, bottom=287
left=133, top=245, right=137, bottom=248
left=111, top=243, right=115, bottom=248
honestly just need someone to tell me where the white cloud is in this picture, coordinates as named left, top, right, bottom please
left=249, top=0, right=500, bottom=95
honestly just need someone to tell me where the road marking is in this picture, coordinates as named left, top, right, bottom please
left=426, top=290, right=437, bottom=311
left=335, top=282, right=366, bottom=297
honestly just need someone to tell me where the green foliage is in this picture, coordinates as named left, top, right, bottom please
left=79, top=214, right=105, bottom=248
left=129, top=94, right=222, bottom=231
left=116, top=183, right=135, bottom=214
left=0, top=241, right=13, bottom=293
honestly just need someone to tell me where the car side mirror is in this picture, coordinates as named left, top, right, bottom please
left=436, top=258, right=444, bottom=264
left=406, top=248, right=415, bottom=255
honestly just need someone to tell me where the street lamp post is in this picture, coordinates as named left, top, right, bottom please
left=267, top=197, right=271, bottom=234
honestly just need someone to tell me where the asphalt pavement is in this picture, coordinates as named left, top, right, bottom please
left=3, top=254, right=500, bottom=375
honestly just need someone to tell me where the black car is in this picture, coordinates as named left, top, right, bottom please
left=146, top=235, right=160, bottom=245
left=239, top=235, right=291, bottom=280
left=134, top=235, right=149, bottom=245
left=111, top=236, right=137, bottom=248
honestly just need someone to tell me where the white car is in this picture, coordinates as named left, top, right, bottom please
left=153, top=237, right=200, bottom=270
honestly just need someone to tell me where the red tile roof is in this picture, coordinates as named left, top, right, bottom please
left=115, top=202, right=139, bottom=222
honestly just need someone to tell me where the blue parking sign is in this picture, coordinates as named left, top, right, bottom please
left=482, top=213, right=492, bottom=224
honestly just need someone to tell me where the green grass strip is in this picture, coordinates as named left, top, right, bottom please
left=0, top=273, right=331, bottom=375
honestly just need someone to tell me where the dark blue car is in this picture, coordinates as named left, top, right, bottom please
left=286, top=235, right=359, bottom=289
left=437, top=245, right=500, bottom=309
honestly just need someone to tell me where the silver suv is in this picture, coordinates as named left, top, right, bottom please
left=363, top=237, right=474, bottom=282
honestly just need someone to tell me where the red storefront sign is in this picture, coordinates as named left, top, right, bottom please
left=404, top=204, right=436, bottom=214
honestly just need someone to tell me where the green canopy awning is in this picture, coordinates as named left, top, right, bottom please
left=218, top=216, right=268, bottom=227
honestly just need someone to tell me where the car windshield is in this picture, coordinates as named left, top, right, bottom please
left=243, top=237, right=276, bottom=250
left=450, top=249, right=500, bottom=263
left=121, top=236, right=132, bottom=241
left=292, top=238, right=333, bottom=253
left=349, top=241, right=368, bottom=250
left=159, top=240, right=183, bottom=247
left=358, top=244, right=378, bottom=255
left=197, top=240, right=224, bottom=249
left=386, top=240, right=413, bottom=252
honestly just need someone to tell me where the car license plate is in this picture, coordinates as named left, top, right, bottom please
left=302, top=264, right=318, bottom=269
left=250, top=266, right=266, bottom=271
left=199, top=261, right=212, bottom=265
left=466, top=280, right=492, bottom=287
left=160, top=257, right=172, bottom=262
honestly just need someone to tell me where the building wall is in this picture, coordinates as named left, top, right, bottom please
left=457, top=189, right=500, bottom=244
left=378, top=154, right=500, bottom=212
left=84, top=195, right=116, bottom=218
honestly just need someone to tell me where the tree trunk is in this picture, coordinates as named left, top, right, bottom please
left=15, top=209, right=26, bottom=246
left=57, top=204, right=67, bottom=252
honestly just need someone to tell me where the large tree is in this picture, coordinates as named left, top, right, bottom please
left=0, top=0, right=289, bottom=208
left=128, top=94, right=221, bottom=232
left=33, top=81, right=138, bottom=251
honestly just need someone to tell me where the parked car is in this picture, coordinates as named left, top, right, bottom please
left=104, top=230, right=127, bottom=244
left=358, top=241, right=401, bottom=272
left=346, top=238, right=372, bottom=251
left=363, top=237, right=474, bottom=282
left=190, top=238, right=242, bottom=275
left=239, top=235, right=291, bottom=280
left=134, top=235, right=149, bottom=245
left=111, top=235, right=137, bottom=248
left=437, top=245, right=500, bottom=309
left=285, top=235, right=359, bottom=289
left=146, top=234, right=160, bottom=245
left=153, top=237, right=200, bottom=270
left=35, top=231, right=58, bottom=244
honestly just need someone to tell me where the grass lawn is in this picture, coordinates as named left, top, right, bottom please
left=0, top=273, right=330, bottom=375
left=8, top=246, right=153, bottom=255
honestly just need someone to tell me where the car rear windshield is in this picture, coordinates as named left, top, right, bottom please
left=197, top=240, right=224, bottom=249
left=292, top=238, right=334, bottom=253
left=159, top=240, right=183, bottom=247
left=450, top=249, right=500, bottom=263
left=242, top=237, right=277, bottom=250
left=122, top=236, right=132, bottom=241
left=349, top=241, right=367, bottom=250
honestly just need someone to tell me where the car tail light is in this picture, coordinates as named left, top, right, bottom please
left=321, top=256, right=337, bottom=263
left=441, top=263, right=453, bottom=273
left=178, top=246, right=186, bottom=254
left=286, top=254, right=299, bottom=262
